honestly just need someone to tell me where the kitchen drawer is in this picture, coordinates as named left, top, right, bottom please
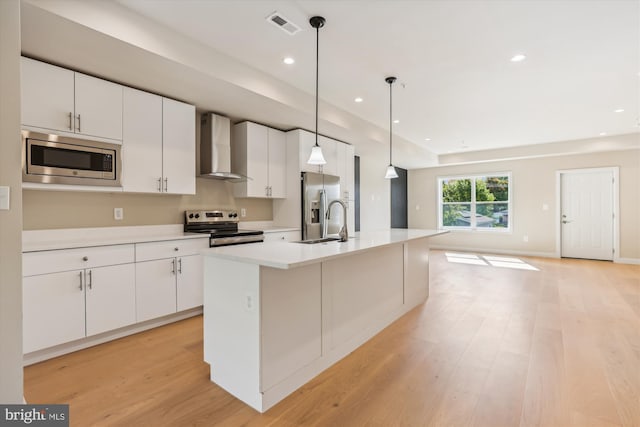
left=135, top=237, right=209, bottom=262
left=23, top=244, right=135, bottom=277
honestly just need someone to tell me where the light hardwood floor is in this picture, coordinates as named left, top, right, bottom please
left=24, top=251, right=640, bottom=427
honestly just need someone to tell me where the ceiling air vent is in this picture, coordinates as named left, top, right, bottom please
left=266, top=11, right=301, bottom=35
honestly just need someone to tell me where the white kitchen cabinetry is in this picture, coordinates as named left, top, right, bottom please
left=121, top=87, right=163, bottom=193
left=21, top=57, right=123, bottom=142
left=162, top=98, right=196, bottom=195
left=22, top=244, right=136, bottom=353
left=232, top=122, right=286, bottom=198
left=121, top=92, right=196, bottom=194
left=135, top=238, right=208, bottom=322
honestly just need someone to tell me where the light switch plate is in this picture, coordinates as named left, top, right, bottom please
left=0, top=186, right=9, bottom=210
left=114, top=207, right=123, bottom=220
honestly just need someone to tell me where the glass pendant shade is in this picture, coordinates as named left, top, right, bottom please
left=307, top=145, right=327, bottom=165
left=385, top=164, right=399, bottom=179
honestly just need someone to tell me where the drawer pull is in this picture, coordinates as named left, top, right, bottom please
left=82, top=256, right=89, bottom=262
left=174, top=247, right=179, bottom=252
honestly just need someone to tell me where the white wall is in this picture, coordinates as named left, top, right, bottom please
left=358, top=147, right=391, bottom=231
left=409, top=145, right=640, bottom=260
left=0, top=0, right=24, bottom=403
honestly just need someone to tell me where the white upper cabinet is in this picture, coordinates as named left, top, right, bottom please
left=162, top=98, right=196, bottom=195
left=122, top=91, right=195, bottom=195
left=268, top=127, right=287, bottom=198
left=21, top=57, right=123, bottom=142
left=233, top=121, right=286, bottom=198
left=122, top=87, right=163, bottom=193
left=21, top=57, right=75, bottom=135
left=74, top=72, right=123, bottom=141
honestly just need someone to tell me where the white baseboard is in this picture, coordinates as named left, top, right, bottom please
left=615, top=257, right=640, bottom=265
left=429, top=245, right=557, bottom=259
left=23, top=307, right=202, bottom=366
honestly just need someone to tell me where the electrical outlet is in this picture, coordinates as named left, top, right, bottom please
left=114, top=208, right=123, bottom=220
left=523, top=235, right=529, bottom=242
left=241, top=208, right=246, bottom=217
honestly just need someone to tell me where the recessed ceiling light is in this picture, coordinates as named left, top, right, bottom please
left=599, top=132, right=607, bottom=136
left=283, top=57, right=295, bottom=65
left=510, top=54, right=526, bottom=62
left=614, top=108, right=625, bottom=113
left=424, top=138, right=431, bottom=141
left=393, top=119, right=400, bottom=124
left=354, top=97, right=363, bottom=103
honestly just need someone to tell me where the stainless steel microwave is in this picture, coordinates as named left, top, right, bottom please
left=22, top=130, right=121, bottom=187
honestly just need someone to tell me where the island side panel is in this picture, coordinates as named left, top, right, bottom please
left=203, top=257, right=262, bottom=411
left=404, top=237, right=431, bottom=309
left=321, top=244, right=405, bottom=360
left=260, top=263, right=322, bottom=393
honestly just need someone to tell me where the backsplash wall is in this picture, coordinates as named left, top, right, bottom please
left=23, top=178, right=273, bottom=230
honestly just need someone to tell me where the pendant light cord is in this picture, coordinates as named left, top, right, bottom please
left=315, top=24, right=319, bottom=147
left=389, top=80, right=393, bottom=165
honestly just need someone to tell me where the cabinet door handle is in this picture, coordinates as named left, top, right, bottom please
left=164, top=177, right=168, bottom=193
left=87, top=270, right=92, bottom=290
left=79, top=271, right=83, bottom=291
left=76, top=114, right=81, bottom=132
left=171, top=259, right=176, bottom=275
left=68, top=112, right=73, bottom=130
left=178, top=258, right=182, bottom=274
left=265, top=186, right=269, bottom=196
left=157, top=178, right=162, bottom=192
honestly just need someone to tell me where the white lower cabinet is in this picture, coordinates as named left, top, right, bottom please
left=135, top=237, right=208, bottom=322
left=22, top=237, right=207, bottom=355
left=22, top=245, right=136, bottom=353
left=176, top=254, right=204, bottom=312
left=23, top=270, right=86, bottom=353
left=135, top=259, right=178, bottom=322
left=85, top=264, right=136, bottom=336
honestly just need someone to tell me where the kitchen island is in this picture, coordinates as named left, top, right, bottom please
left=201, top=228, right=446, bottom=412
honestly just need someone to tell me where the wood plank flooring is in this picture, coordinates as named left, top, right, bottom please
left=24, top=251, right=640, bottom=426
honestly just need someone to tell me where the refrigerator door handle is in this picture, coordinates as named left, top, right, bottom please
left=320, top=189, right=327, bottom=238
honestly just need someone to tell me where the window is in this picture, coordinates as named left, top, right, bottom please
left=438, top=173, right=511, bottom=231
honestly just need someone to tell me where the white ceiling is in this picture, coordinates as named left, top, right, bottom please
left=113, top=0, right=639, bottom=155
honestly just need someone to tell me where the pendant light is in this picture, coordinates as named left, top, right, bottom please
left=307, top=16, right=327, bottom=165
left=384, top=76, right=399, bottom=179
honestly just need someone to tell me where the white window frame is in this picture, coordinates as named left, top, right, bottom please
left=437, top=172, right=512, bottom=232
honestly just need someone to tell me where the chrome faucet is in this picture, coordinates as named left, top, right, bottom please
left=326, top=199, right=348, bottom=242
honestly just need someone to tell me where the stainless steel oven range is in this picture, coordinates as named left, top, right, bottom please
left=184, top=209, right=264, bottom=247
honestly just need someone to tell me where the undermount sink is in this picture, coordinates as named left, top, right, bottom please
left=293, top=237, right=342, bottom=244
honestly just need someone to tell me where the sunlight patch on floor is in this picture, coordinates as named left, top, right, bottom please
left=445, top=252, right=540, bottom=271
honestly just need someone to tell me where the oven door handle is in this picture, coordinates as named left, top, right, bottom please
left=210, top=235, right=264, bottom=247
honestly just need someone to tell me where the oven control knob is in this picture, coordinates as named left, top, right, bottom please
left=195, top=214, right=200, bottom=219
left=188, top=213, right=194, bottom=219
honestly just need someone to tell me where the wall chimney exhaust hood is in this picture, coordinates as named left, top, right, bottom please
left=200, top=113, right=243, bottom=180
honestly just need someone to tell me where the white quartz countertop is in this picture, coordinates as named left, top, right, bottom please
left=22, top=225, right=208, bottom=252
left=202, top=228, right=447, bottom=269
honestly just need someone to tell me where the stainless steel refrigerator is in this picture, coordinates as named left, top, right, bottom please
left=301, top=172, right=341, bottom=240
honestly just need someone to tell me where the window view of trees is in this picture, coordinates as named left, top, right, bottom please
left=440, top=174, right=510, bottom=230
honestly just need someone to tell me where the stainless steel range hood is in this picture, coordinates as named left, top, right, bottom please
left=200, top=113, right=243, bottom=180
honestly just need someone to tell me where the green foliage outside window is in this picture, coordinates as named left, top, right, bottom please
left=440, top=175, right=510, bottom=229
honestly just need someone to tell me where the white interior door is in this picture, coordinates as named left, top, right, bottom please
left=560, top=169, right=614, bottom=260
